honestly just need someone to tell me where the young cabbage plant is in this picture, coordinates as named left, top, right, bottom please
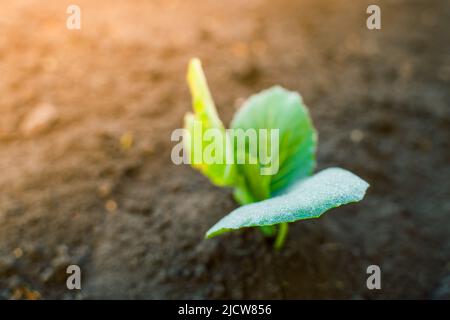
left=183, top=58, right=369, bottom=249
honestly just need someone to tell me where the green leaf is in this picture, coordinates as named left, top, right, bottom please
left=230, top=86, right=317, bottom=200
left=184, top=58, right=237, bottom=186
left=186, top=58, right=223, bottom=130
left=205, top=168, right=369, bottom=238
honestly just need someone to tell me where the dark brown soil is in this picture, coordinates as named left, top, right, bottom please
left=0, top=0, right=449, bottom=299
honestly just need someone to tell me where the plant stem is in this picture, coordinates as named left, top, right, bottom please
left=274, top=223, right=289, bottom=250
left=259, top=225, right=277, bottom=237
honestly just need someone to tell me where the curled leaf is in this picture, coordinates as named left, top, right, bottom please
left=184, top=58, right=237, bottom=186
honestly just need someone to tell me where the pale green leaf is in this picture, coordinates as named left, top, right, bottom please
left=184, top=58, right=236, bottom=186
left=206, top=168, right=369, bottom=238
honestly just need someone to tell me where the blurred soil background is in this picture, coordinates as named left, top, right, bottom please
left=0, top=0, right=449, bottom=299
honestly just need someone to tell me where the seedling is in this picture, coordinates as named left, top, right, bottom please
left=183, top=58, right=369, bottom=249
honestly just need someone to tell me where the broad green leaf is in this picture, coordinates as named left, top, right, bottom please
left=230, top=86, right=317, bottom=201
left=206, top=168, right=369, bottom=238
left=184, top=58, right=236, bottom=186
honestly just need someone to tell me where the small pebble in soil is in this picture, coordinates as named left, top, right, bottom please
left=20, top=102, right=59, bottom=136
left=350, top=129, right=365, bottom=143
left=120, top=131, right=134, bottom=151
left=98, top=182, right=113, bottom=198
left=105, top=200, right=118, bottom=213
left=13, top=248, right=23, bottom=259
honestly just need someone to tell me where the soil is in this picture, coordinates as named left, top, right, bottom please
left=0, top=0, right=449, bottom=299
